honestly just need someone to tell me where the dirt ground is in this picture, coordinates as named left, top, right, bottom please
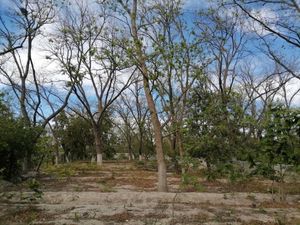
left=0, top=161, right=299, bottom=225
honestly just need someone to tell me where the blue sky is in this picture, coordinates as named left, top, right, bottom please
left=0, top=0, right=299, bottom=112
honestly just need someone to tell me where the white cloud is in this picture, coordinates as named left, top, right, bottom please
left=0, top=23, right=68, bottom=90
left=249, top=8, right=278, bottom=35
left=275, top=78, right=300, bottom=107
left=222, top=5, right=278, bottom=36
left=238, top=7, right=278, bottom=36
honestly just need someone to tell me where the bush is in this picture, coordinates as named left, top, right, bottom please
left=0, top=94, right=39, bottom=181
left=0, top=119, right=38, bottom=181
left=180, top=173, right=205, bottom=192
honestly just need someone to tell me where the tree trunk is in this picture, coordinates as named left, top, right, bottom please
left=23, top=150, right=33, bottom=172
left=65, top=154, right=70, bottom=163
left=23, top=135, right=39, bottom=172
left=143, top=75, right=168, bottom=191
left=138, top=128, right=144, bottom=161
left=22, top=158, right=28, bottom=172
left=128, top=145, right=133, bottom=160
left=55, top=153, right=59, bottom=165
left=93, top=126, right=103, bottom=166
left=53, top=137, right=60, bottom=165
left=129, top=0, right=168, bottom=192
left=169, top=134, right=180, bottom=174
left=176, top=130, right=185, bottom=174
left=127, top=134, right=133, bottom=160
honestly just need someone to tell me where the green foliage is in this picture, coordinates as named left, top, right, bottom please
left=255, top=105, right=300, bottom=181
left=178, top=155, right=199, bottom=172
left=30, top=135, right=54, bottom=169
left=0, top=93, right=41, bottom=180
left=185, top=87, right=246, bottom=179
left=185, top=81, right=300, bottom=184
left=54, top=111, right=117, bottom=161
left=43, top=164, right=76, bottom=178
left=43, top=162, right=102, bottom=178
left=27, top=179, right=43, bottom=201
left=73, top=212, right=81, bottom=222
left=100, top=113, right=117, bottom=159
left=215, top=162, right=250, bottom=183
left=134, top=160, right=158, bottom=171
left=55, top=114, right=94, bottom=160
left=180, top=173, right=205, bottom=192
left=265, top=105, right=299, bottom=164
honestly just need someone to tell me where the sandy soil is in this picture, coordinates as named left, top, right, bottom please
left=0, top=161, right=299, bottom=225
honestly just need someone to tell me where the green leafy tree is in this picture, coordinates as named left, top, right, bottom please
left=0, top=94, right=40, bottom=180
left=61, top=116, right=94, bottom=161
left=185, top=84, right=246, bottom=180
left=257, top=105, right=300, bottom=180
left=54, top=112, right=116, bottom=161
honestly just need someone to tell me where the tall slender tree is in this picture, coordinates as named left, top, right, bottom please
left=115, top=0, right=169, bottom=191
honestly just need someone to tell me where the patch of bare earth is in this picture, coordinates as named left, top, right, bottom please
left=0, top=161, right=299, bottom=225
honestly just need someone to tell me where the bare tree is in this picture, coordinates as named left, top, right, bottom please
left=277, top=76, right=300, bottom=109
left=49, top=1, right=134, bottom=165
left=116, top=77, right=150, bottom=160
left=195, top=6, right=248, bottom=102
left=0, top=0, right=73, bottom=170
left=0, top=0, right=28, bottom=56
left=238, top=60, right=294, bottom=138
left=115, top=97, right=136, bottom=160
left=232, top=0, right=300, bottom=80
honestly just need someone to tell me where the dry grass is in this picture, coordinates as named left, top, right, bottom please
left=2, top=161, right=299, bottom=225
left=100, top=211, right=135, bottom=222
left=170, top=213, right=210, bottom=224
left=39, top=162, right=300, bottom=194
left=0, top=206, right=55, bottom=225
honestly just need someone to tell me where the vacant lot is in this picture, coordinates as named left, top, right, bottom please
left=0, top=161, right=299, bottom=225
